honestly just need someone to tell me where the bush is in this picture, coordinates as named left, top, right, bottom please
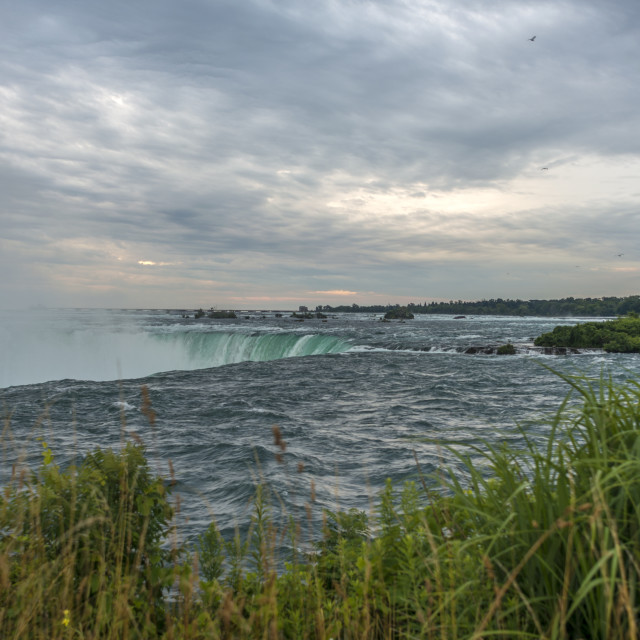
left=535, top=315, right=640, bottom=352
left=497, top=342, right=516, bottom=355
left=384, top=306, right=415, bottom=319
left=0, top=441, right=176, bottom=638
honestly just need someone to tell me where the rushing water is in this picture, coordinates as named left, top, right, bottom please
left=1, top=309, right=638, bottom=546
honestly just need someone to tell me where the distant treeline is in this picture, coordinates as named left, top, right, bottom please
left=316, top=295, right=640, bottom=317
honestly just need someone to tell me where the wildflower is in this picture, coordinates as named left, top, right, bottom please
left=62, top=609, right=70, bottom=628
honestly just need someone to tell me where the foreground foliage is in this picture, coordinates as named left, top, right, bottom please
left=2, top=373, right=640, bottom=638
left=534, top=313, right=640, bottom=352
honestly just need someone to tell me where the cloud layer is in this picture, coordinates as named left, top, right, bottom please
left=1, top=0, right=639, bottom=308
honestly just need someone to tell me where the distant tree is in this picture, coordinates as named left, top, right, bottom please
left=314, top=295, right=640, bottom=317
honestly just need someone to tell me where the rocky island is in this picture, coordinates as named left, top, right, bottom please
left=534, top=313, right=640, bottom=353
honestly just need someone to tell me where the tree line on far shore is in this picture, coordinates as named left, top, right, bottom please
left=316, top=294, right=640, bottom=317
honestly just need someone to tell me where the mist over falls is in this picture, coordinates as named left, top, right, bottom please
left=0, top=322, right=352, bottom=387
left=0, top=308, right=622, bottom=388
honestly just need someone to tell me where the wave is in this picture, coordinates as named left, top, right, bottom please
left=0, top=328, right=353, bottom=387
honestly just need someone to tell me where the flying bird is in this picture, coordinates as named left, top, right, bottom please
left=541, top=167, right=549, bottom=170
left=529, top=36, right=536, bottom=41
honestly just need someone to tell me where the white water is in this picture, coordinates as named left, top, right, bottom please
left=0, top=309, right=613, bottom=389
left=0, top=311, right=352, bottom=387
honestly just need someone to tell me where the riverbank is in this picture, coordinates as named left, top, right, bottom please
left=2, top=371, right=639, bottom=638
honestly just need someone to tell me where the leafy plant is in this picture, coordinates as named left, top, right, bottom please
left=0, top=441, right=176, bottom=638
left=497, top=343, right=516, bottom=355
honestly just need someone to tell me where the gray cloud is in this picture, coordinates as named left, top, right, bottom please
left=1, top=0, right=639, bottom=308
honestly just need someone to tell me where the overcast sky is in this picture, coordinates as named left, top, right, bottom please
left=1, top=0, right=639, bottom=309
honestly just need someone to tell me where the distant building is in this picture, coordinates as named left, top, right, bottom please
left=298, top=305, right=309, bottom=312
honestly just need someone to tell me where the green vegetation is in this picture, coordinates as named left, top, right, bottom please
left=318, top=294, right=640, bottom=317
left=496, top=342, right=516, bottom=355
left=208, top=310, right=237, bottom=319
left=383, top=306, right=415, bottom=320
left=535, top=313, right=640, bottom=352
left=3, top=374, right=640, bottom=638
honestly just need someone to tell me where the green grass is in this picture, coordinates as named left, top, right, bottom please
left=2, top=372, right=640, bottom=638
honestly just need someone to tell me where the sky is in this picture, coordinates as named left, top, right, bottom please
left=1, top=0, right=639, bottom=310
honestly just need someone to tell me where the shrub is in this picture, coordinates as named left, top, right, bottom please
left=384, top=306, right=415, bottom=319
left=0, top=442, right=176, bottom=638
left=535, top=315, right=640, bottom=352
left=497, top=342, right=516, bottom=355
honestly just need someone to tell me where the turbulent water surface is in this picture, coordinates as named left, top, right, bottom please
left=1, top=309, right=638, bottom=545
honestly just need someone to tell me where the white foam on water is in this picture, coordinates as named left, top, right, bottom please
left=113, top=401, right=136, bottom=411
left=0, top=310, right=353, bottom=387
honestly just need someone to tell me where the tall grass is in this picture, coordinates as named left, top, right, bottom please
left=1, top=372, right=639, bottom=638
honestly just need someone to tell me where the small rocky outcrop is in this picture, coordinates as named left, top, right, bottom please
left=464, top=346, right=497, bottom=355
left=497, top=343, right=516, bottom=355
left=384, top=307, right=414, bottom=320
left=463, top=345, right=584, bottom=355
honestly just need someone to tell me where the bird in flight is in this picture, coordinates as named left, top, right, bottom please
left=529, top=36, right=536, bottom=41
left=617, top=253, right=624, bottom=257
left=541, top=167, right=549, bottom=170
